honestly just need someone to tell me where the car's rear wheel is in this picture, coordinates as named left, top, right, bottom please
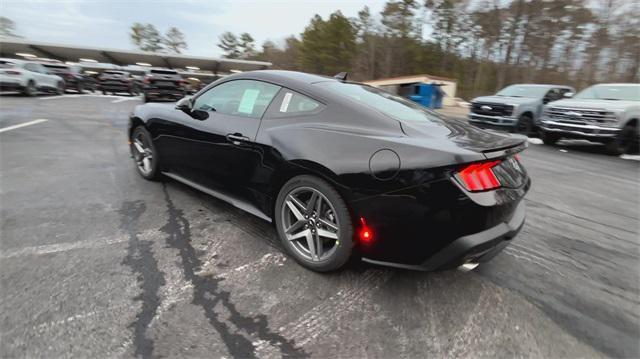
left=76, top=83, right=84, bottom=94
left=541, top=131, right=560, bottom=145
left=275, top=175, right=353, bottom=272
left=131, top=126, right=161, bottom=180
left=56, top=81, right=65, bottom=95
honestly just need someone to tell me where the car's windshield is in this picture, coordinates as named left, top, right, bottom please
left=573, top=85, right=640, bottom=101
left=317, top=81, right=441, bottom=122
left=495, top=85, right=550, bottom=98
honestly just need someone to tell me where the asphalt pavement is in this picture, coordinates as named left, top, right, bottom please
left=1, top=94, right=638, bottom=358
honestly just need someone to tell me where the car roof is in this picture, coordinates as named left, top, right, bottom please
left=230, top=70, right=335, bottom=85
left=0, top=57, right=25, bottom=64
left=590, top=83, right=639, bottom=86
left=507, top=84, right=573, bottom=88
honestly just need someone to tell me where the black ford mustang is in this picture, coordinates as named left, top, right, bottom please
left=128, top=70, right=530, bottom=272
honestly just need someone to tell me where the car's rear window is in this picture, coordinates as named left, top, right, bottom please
left=317, top=81, right=441, bottom=122
left=150, top=69, right=177, bottom=75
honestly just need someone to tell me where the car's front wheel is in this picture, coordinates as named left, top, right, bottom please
left=23, top=80, right=36, bottom=96
left=541, top=131, right=560, bottom=145
left=275, top=175, right=354, bottom=272
left=515, top=113, right=534, bottom=135
left=130, top=126, right=161, bottom=180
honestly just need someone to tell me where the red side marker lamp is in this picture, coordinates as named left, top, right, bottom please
left=359, top=217, right=373, bottom=243
left=455, top=160, right=502, bottom=192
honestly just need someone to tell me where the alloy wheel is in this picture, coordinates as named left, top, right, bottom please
left=281, top=187, right=340, bottom=262
left=132, top=132, right=154, bottom=175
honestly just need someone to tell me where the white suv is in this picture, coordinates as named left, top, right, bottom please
left=0, top=58, right=65, bottom=96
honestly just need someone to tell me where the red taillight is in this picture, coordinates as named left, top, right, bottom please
left=358, top=217, right=373, bottom=243
left=5, top=70, right=21, bottom=75
left=143, top=76, right=151, bottom=84
left=455, top=160, right=501, bottom=192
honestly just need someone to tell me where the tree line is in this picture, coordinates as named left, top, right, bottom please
left=2, top=0, right=637, bottom=101
left=219, top=0, right=640, bottom=100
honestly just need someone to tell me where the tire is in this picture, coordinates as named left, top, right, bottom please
left=605, top=123, right=639, bottom=155
left=102, top=90, right=107, bottom=95
left=143, top=93, right=151, bottom=103
left=541, top=131, right=560, bottom=146
left=23, top=80, right=36, bottom=97
left=130, top=126, right=162, bottom=180
left=516, top=114, right=534, bottom=135
left=55, top=82, right=65, bottom=95
left=275, top=175, right=354, bottom=272
left=76, top=83, right=84, bottom=94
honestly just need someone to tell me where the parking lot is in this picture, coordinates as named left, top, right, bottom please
left=1, top=94, right=638, bottom=357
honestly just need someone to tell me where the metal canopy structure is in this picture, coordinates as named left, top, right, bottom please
left=0, top=37, right=271, bottom=74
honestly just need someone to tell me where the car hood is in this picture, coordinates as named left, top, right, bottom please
left=472, top=95, right=538, bottom=106
left=546, top=98, right=638, bottom=111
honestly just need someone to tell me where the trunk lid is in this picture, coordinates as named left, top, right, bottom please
left=399, top=115, right=527, bottom=158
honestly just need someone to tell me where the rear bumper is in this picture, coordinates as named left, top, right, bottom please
left=144, top=87, right=183, bottom=98
left=100, top=83, right=131, bottom=91
left=362, top=200, right=525, bottom=271
left=540, top=119, right=620, bottom=139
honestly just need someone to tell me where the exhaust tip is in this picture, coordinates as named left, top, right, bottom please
left=458, top=262, right=479, bottom=272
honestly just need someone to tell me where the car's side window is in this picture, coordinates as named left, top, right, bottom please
left=24, top=63, right=37, bottom=72
left=544, top=88, right=563, bottom=103
left=265, top=89, right=324, bottom=118
left=194, top=80, right=281, bottom=119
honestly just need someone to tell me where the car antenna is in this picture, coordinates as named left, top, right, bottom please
left=333, top=72, right=348, bottom=82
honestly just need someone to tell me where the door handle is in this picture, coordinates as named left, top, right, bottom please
left=226, top=133, right=250, bottom=145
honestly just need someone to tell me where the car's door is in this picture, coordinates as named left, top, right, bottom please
left=157, top=79, right=281, bottom=201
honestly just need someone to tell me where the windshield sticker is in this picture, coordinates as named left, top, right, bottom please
left=238, top=89, right=260, bottom=114
left=280, top=92, right=293, bottom=112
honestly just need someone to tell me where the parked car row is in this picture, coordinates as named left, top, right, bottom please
left=0, top=57, right=191, bottom=102
left=468, top=83, right=639, bottom=155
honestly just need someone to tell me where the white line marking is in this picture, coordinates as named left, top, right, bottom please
left=38, top=94, right=85, bottom=100
left=0, top=234, right=129, bottom=259
left=0, top=119, right=48, bottom=133
left=620, top=154, right=640, bottom=161
left=527, top=137, right=543, bottom=145
left=111, top=97, right=138, bottom=103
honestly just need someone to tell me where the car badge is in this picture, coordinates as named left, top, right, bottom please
left=481, top=105, right=492, bottom=111
left=566, top=111, right=582, bottom=117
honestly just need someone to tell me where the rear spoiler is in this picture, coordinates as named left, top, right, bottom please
left=483, top=140, right=528, bottom=160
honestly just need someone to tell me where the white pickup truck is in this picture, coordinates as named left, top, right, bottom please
left=539, top=83, right=639, bottom=155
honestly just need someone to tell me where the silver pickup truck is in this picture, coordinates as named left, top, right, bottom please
left=468, top=84, right=575, bottom=135
left=540, top=83, right=639, bottom=155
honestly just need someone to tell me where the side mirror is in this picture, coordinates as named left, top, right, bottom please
left=175, top=96, right=193, bottom=113
left=563, top=92, right=574, bottom=98
left=176, top=96, right=208, bottom=120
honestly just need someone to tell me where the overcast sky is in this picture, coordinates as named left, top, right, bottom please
left=1, top=0, right=388, bottom=57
